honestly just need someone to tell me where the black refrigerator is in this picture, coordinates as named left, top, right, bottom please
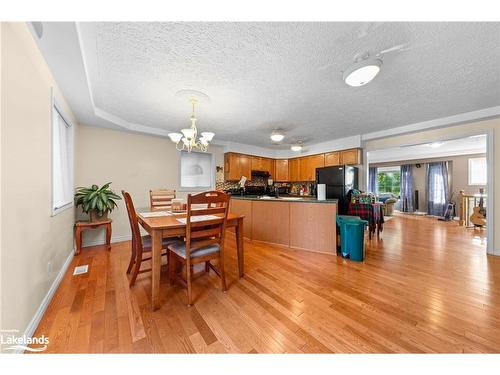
left=316, top=166, right=358, bottom=214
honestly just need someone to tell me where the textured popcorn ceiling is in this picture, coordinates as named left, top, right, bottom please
left=77, top=22, right=500, bottom=148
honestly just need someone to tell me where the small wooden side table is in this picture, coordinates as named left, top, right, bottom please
left=74, top=220, right=112, bottom=255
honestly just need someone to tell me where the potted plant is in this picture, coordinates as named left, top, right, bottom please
left=75, top=182, right=121, bottom=222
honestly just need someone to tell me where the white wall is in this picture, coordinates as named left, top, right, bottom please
left=0, top=23, right=78, bottom=345
left=75, top=124, right=224, bottom=246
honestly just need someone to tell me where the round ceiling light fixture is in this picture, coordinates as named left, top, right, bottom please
left=291, top=141, right=303, bottom=152
left=429, top=142, right=444, bottom=149
left=343, top=58, right=382, bottom=87
left=270, top=130, right=285, bottom=142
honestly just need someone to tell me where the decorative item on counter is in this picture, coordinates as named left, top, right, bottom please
left=171, top=198, right=186, bottom=213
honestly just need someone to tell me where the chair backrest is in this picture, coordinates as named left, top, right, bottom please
left=185, top=191, right=230, bottom=258
left=149, top=189, right=176, bottom=210
left=122, top=190, right=143, bottom=259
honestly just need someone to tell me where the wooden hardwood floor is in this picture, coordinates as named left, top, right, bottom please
left=31, top=214, right=500, bottom=353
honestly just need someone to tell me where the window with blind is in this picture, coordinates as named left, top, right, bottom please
left=52, top=104, right=74, bottom=214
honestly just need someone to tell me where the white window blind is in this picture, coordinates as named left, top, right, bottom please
left=52, top=105, right=74, bottom=213
left=468, top=157, right=487, bottom=185
left=180, top=151, right=214, bottom=191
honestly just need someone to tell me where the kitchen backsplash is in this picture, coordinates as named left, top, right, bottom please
left=216, top=178, right=316, bottom=196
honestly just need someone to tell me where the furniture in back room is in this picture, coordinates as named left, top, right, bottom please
left=74, top=220, right=112, bottom=255
left=149, top=189, right=176, bottom=210
left=168, top=190, right=231, bottom=306
left=122, top=190, right=175, bottom=286
left=347, top=202, right=385, bottom=239
left=384, top=197, right=397, bottom=216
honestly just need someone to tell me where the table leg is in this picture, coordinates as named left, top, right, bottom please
left=235, top=217, right=244, bottom=278
left=106, top=223, right=112, bottom=251
left=151, top=229, right=162, bottom=311
left=75, top=226, right=82, bottom=255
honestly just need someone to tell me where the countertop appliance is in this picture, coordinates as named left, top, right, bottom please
left=316, top=166, right=358, bottom=214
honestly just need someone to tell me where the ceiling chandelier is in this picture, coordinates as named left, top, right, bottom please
left=168, top=97, right=214, bottom=152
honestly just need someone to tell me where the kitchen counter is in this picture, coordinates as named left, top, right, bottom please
left=230, top=195, right=338, bottom=204
left=229, top=195, right=337, bottom=254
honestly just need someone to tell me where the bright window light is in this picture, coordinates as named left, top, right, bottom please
left=468, top=157, right=487, bottom=185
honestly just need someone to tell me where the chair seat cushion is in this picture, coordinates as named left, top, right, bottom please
left=142, top=236, right=178, bottom=251
left=168, top=240, right=220, bottom=259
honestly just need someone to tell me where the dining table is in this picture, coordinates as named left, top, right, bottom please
left=136, top=208, right=245, bottom=310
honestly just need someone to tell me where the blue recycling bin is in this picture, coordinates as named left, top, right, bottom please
left=336, top=215, right=368, bottom=261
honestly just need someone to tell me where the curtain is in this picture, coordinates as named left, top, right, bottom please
left=368, top=167, right=377, bottom=194
left=427, top=162, right=450, bottom=216
left=400, top=164, right=414, bottom=212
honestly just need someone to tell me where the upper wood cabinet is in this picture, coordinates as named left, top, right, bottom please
left=324, top=151, right=341, bottom=167
left=340, top=148, right=362, bottom=165
left=224, top=148, right=361, bottom=182
left=274, top=159, right=289, bottom=181
left=299, top=154, right=325, bottom=181
left=289, top=158, right=300, bottom=182
left=224, top=153, right=251, bottom=181
left=239, top=154, right=252, bottom=179
left=251, top=156, right=273, bottom=176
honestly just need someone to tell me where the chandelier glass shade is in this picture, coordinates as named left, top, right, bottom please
left=168, top=99, right=214, bottom=152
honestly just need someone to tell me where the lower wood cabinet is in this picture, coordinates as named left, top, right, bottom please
left=229, top=198, right=338, bottom=253
left=228, top=198, right=252, bottom=239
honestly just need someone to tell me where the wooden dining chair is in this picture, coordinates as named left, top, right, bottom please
left=122, top=190, right=175, bottom=287
left=149, top=189, right=176, bottom=210
left=168, top=190, right=230, bottom=306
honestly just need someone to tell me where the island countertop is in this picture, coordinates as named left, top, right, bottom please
left=229, top=195, right=338, bottom=254
left=230, top=195, right=338, bottom=204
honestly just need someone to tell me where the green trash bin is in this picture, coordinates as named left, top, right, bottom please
left=343, top=219, right=368, bottom=261
left=336, top=215, right=361, bottom=257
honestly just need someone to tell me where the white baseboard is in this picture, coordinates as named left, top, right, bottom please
left=82, top=234, right=131, bottom=248
left=15, top=249, right=75, bottom=354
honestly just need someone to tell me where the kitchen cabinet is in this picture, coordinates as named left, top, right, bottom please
left=224, top=153, right=251, bottom=181
left=289, top=158, right=300, bottom=182
left=340, top=148, right=362, bottom=165
left=274, top=159, right=289, bottom=181
left=299, top=154, right=324, bottom=181
left=251, top=156, right=273, bottom=176
left=225, top=147, right=360, bottom=182
left=324, top=151, right=341, bottom=167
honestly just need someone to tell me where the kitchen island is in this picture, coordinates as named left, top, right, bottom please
left=229, top=196, right=338, bottom=254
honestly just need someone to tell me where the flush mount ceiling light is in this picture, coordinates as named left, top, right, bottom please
left=291, top=141, right=303, bottom=152
left=168, top=93, right=214, bottom=152
left=429, top=142, right=444, bottom=149
left=270, top=130, right=285, bottom=142
left=343, top=56, right=382, bottom=87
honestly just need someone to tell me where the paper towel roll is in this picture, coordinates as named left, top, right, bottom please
left=317, top=184, right=326, bottom=200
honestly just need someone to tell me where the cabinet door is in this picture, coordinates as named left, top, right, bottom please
left=263, top=158, right=273, bottom=175
left=239, top=155, right=252, bottom=180
left=289, top=158, right=300, bottom=182
left=275, top=159, right=289, bottom=181
left=299, top=157, right=309, bottom=181
left=324, top=152, right=340, bottom=166
left=224, top=153, right=240, bottom=181
left=340, top=149, right=361, bottom=165
left=307, top=154, right=325, bottom=181
left=251, top=156, right=262, bottom=171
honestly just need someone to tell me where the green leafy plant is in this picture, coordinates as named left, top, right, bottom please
left=75, top=182, right=121, bottom=218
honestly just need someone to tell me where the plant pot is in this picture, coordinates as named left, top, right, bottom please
left=89, top=210, right=108, bottom=223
